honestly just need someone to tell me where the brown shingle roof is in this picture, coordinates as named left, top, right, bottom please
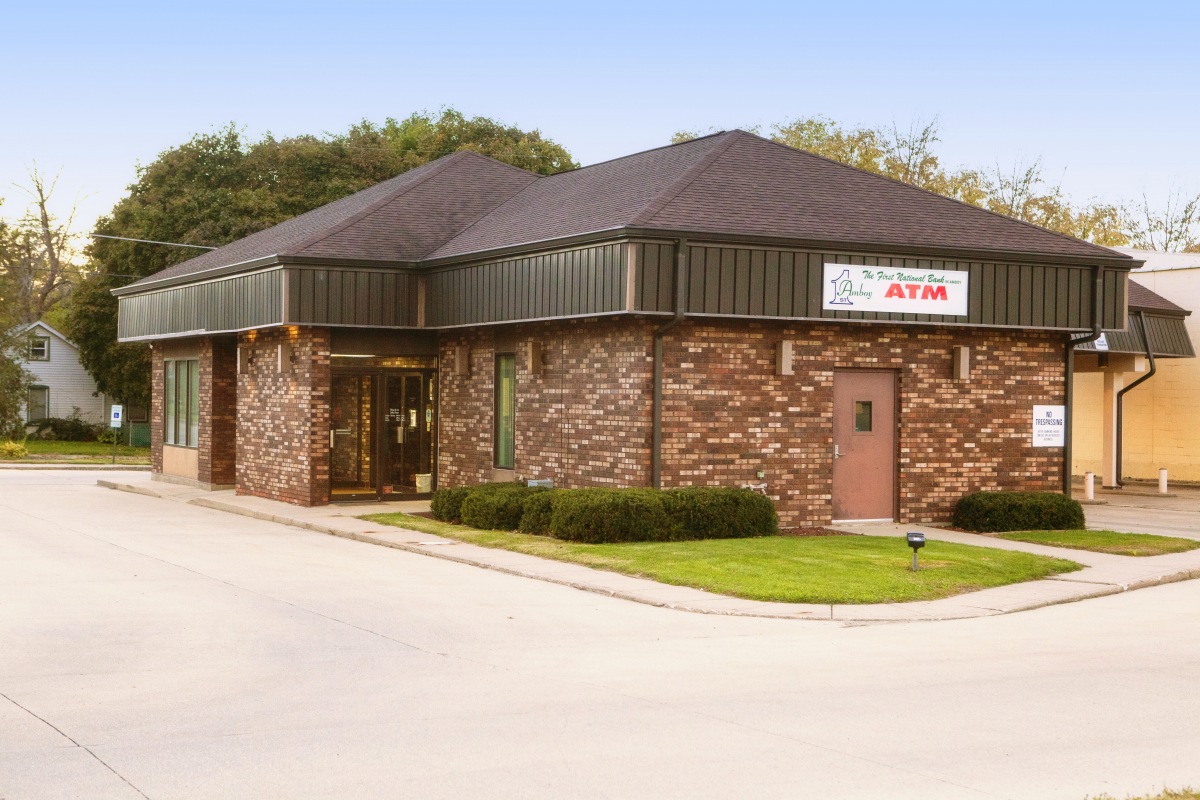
left=1129, top=280, right=1190, bottom=316
left=128, top=130, right=1135, bottom=293
left=429, top=130, right=1132, bottom=263
left=125, top=151, right=539, bottom=289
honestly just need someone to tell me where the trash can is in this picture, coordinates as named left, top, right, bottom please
left=416, top=473, right=432, bottom=493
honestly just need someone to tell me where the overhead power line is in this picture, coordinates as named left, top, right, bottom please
left=88, top=233, right=216, bottom=250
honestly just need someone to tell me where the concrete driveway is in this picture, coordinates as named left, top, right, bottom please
left=2, top=470, right=1199, bottom=799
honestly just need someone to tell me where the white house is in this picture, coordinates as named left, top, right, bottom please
left=18, top=321, right=112, bottom=425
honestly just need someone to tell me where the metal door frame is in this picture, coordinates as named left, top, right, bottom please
left=831, top=368, right=899, bottom=522
left=330, top=366, right=438, bottom=502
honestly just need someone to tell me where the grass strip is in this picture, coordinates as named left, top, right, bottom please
left=999, top=529, right=1200, bottom=557
left=363, top=512, right=1082, bottom=605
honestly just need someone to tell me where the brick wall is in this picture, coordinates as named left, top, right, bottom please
left=236, top=326, right=331, bottom=505
left=438, top=317, right=656, bottom=490
left=437, top=317, right=1066, bottom=527
left=662, top=320, right=1067, bottom=526
left=198, top=336, right=236, bottom=486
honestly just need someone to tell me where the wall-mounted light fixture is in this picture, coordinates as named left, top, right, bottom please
left=237, top=345, right=255, bottom=375
left=454, top=344, right=470, bottom=377
left=525, top=341, right=544, bottom=377
left=952, top=345, right=970, bottom=381
left=776, top=340, right=794, bottom=376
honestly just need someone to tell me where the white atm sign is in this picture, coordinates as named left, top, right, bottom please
left=822, top=264, right=969, bottom=316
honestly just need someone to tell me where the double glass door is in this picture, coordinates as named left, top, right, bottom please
left=330, top=370, right=437, bottom=501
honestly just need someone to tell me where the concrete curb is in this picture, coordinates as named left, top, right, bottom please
left=98, top=479, right=1200, bottom=624
left=186, top=497, right=831, bottom=621
left=2, top=464, right=151, bottom=470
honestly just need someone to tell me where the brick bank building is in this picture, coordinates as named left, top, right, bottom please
left=115, top=131, right=1138, bottom=527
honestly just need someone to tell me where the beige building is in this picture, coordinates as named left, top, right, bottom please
left=1072, top=249, right=1199, bottom=484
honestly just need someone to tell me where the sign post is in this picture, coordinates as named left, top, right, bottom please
left=109, top=405, right=123, bottom=464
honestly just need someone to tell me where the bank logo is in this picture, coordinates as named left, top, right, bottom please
left=829, top=269, right=855, bottom=306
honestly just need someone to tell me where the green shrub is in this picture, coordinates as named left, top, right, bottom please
left=954, top=491, right=1085, bottom=533
left=430, top=486, right=472, bottom=522
left=549, top=488, right=674, bottom=543
left=31, top=411, right=103, bottom=442
left=0, top=441, right=28, bottom=459
left=460, top=485, right=548, bottom=530
left=661, top=486, right=779, bottom=539
left=431, top=482, right=524, bottom=522
left=518, top=491, right=557, bottom=535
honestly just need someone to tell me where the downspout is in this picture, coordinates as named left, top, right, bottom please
left=1063, top=265, right=1105, bottom=497
left=1115, top=311, right=1157, bottom=487
left=651, top=238, right=687, bottom=489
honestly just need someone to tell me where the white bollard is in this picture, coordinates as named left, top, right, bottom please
left=1160, top=468, right=1169, bottom=494
left=1084, top=472, right=1095, bottom=501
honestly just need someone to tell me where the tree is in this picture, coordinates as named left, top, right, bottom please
left=1126, top=189, right=1200, bottom=252
left=0, top=169, right=83, bottom=325
left=66, top=109, right=578, bottom=406
left=0, top=326, right=32, bottom=439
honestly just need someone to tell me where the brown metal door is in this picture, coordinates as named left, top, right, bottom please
left=832, top=370, right=896, bottom=521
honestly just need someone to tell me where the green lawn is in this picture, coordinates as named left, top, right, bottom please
left=5, top=440, right=151, bottom=464
left=1088, top=789, right=1199, bottom=800
left=363, top=513, right=1082, bottom=604
left=999, top=529, right=1200, bottom=557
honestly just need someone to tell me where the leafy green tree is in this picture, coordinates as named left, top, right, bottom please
left=0, top=325, right=33, bottom=439
left=67, top=109, right=577, bottom=406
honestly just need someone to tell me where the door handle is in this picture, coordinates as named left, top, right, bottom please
left=834, top=444, right=841, bottom=459
left=330, top=430, right=335, bottom=448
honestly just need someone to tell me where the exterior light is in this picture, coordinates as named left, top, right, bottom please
left=907, top=532, right=926, bottom=572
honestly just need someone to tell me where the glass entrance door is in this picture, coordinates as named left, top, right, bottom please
left=331, top=374, right=376, bottom=499
left=330, top=368, right=436, bottom=501
left=382, top=372, right=436, bottom=495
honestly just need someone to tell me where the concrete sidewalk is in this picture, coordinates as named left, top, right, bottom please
left=98, top=473, right=1200, bottom=623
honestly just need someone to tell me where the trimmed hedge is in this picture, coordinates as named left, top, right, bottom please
left=460, top=484, right=548, bottom=530
left=430, top=486, right=472, bottom=522
left=518, top=491, right=556, bottom=535
left=549, top=488, right=674, bottom=543
left=661, top=487, right=779, bottom=539
left=431, top=482, right=781, bottom=542
left=953, top=491, right=1085, bottom=533
left=431, top=482, right=524, bottom=523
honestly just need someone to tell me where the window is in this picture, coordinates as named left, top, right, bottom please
left=494, top=354, right=516, bottom=469
left=29, top=336, right=49, bottom=361
left=164, top=358, right=200, bottom=447
left=854, top=401, right=872, bottom=433
left=126, top=401, right=149, bottom=423
left=27, top=386, right=49, bottom=421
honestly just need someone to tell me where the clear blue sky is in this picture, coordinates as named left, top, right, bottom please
left=3, top=0, right=1197, bottom=237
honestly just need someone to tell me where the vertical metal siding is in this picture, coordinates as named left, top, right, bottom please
left=424, top=243, right=627, bottom=327
left=117, top=269, right=284, bottom=340
left=639, top=242, right=1126, bottom=330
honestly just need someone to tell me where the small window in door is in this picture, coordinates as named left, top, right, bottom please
left=854, top=401, right=872, bottom=433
